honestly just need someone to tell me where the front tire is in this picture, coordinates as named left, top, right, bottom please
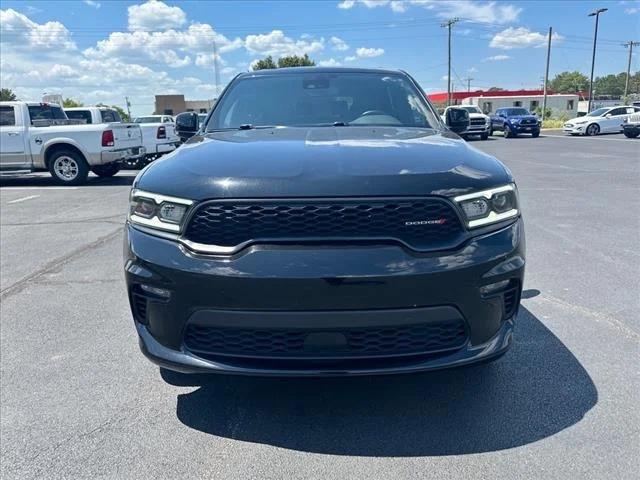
left=585, top=123, right=600, bottom=136
left=481, top=132, right=489, bottom=140
left=623, top=130, right=639, bottom=138
left=531, top=130, right=540, bottom=138
left=91, top=164, right=121, bottom=177
left=504, top=125, right=514, bottom=138
left=48, top=149, right=89, bottom=185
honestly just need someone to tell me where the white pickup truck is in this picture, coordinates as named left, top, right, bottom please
left=65, top=106, right=125, bottom=125
left=132, top=115, right=180, bottom=166
left=0, top=101, right=143, bottom=185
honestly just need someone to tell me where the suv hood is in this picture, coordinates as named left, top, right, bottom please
left=468, top=112, right=489, bottom=119
left=136, top=127, right=511, bottom=201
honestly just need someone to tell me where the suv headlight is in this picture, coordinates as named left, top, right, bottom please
left=128, top=189, right=193, bottom=232
left=453, top=184, right=519, bottom=228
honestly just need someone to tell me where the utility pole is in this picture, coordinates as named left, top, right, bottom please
left=213, top=40, right=221, bottom=100
left=125, top=96, right=131, bottom=121
left=542, top=27, right=552, bottom=123
left=441, top=17, right=459, bottom=106
left=587, top=8, right=608, bottom=113
left=623, top=41, right=640, bottom=100
left=464, top=76, right=474, bottom=92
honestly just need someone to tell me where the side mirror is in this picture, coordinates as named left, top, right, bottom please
left=445, top=107, right=470, bottom=135
left=605, top=114, right=612, bottom=118
left=175, top=112, right=199, bottom=140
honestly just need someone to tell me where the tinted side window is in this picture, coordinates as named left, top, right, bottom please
left=28, top=105, right=67, bottom=123
left=101, top=110, right=121, bottom=122
left=0, top=106, right=16, bottom=126
left=609, top=108, right=627, bottom=116
left=66, top=110, right=92, bottom=123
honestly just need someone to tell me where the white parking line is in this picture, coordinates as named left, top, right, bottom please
left=541, top=134, right=633, bottom=142
left=0, top=187, right=78, bottom=190
left=7, top=195, right=40, bottom=204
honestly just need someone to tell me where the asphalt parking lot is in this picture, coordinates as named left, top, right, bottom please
left=1, top=132, right=638, bottom=479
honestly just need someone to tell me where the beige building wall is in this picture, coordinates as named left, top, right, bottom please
left=154, top=95, right=216, bottom=115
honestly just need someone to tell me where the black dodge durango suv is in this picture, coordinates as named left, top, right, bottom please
left=124, top=68, right=525, bottom=376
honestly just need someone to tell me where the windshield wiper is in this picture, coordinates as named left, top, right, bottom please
left=238, top=124, right=284, bottom=130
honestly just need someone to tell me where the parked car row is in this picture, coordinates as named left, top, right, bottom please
left=563, top=105, right=640, bottom=136
left=0, top=102, right=184, bottom=184
left=0, top=101, right=145, bottom=184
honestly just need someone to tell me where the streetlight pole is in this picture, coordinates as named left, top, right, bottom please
left=587, top=8, right=608, bottom=113
left=542, top=27, right=552, bottom=123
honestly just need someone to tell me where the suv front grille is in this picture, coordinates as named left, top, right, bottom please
left=470, top=118, right=486, bottom=126
left=184, top=320, right=468, bottom=359
left=183, top=198, right=464, bottom=253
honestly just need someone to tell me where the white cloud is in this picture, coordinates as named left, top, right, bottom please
left=355, top=47, right=384, bottom=58
left=467, top=67, right=478, bottom=73
left=83, top=0, right=101, bottom=9
left=337, top=0, right=356, bottom=9
left=318, top=58, right=342, bottom=67
left=244, top=30, right=324, bottom=57
left=626, top=7, right=639, bottom=13
left=484, top=54, right=511, bottom=61
left=127, top=0, right=187, bottom=31
left=84, top=23, right=242, bottom=68
left=330, top=36, right=349, bottom=51
left=337, top=0, right=521, bottom=24
left=490, top=27, right=563, bottom=50
left=0, top=8, right=76, bottom=50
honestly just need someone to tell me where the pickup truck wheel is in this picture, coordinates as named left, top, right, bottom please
left=504, top=125, right=513, bottom=138
left=585, top=123, right=600, bottom=136
left=91, top=164, right=121, bottom=177
left=531, top=130, right=540, bottom=138
left=623, top=130, right=639, bottom=138
left=480, top=132, right=489, bottom=140
left=48, top=150, right=89, bottom=185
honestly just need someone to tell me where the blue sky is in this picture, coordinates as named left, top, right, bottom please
left=1, top=0, right=638, bottom=116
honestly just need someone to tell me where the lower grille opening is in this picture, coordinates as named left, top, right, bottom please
left=503, top=285, right=520, bottom=319
left=131, top=291, right=148, bottom=323
left=183, top=320, right=468, bottom=359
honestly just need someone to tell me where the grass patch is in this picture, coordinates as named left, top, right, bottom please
left=542, top=119, right=565, bottom=129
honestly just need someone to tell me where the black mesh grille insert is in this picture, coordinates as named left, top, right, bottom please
left=184, top=320, right=468, bottom=358
left=184, top=198, right=464, bottom=252
left=132, top=291, right=148, bottom=323
left=470, top=118, right=486, bottom=125
left=503, top=287, right=520, bottom=319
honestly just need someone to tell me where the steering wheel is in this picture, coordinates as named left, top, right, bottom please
left=359, top=110, right=387, bottom=117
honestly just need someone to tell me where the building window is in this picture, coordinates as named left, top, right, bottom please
left=163, top=108, right=173, bottom=115
left=513, top=101, right=522, bottom=107
left=482, top=101, right=492, bottom=114
left=530, top=100, right=539, bottom=111
left=567, top=100, right=575, bottom=110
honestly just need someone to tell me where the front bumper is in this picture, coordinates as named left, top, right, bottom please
left=466, top=123, right=491, bottom=134
left=510, top=124, right=540, bottom=134
left=154, top=142, right=180, bottom=155
left=124, top=219, right=525, bottom=376
left=563, top=123, right=588, bottom=134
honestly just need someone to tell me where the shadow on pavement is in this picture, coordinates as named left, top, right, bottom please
left=164, top=306, right=597, bottom=456
left=0, top=172, right=137, bottom=188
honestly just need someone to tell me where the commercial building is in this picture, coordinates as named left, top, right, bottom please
left=154, top=95, right=216, bottom=115
left=427, top=89, right=579, bottom=117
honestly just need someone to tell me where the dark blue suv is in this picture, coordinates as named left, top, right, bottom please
left=491, top=108, right=541, bottom=138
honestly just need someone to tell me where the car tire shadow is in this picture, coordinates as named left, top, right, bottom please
left=164, top=306, right=597, bottom=456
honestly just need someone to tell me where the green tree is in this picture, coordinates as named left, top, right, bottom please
left=593, top=73, right=627, bottom=97
left=549, top=71, right=589, bottom=93
left=252, top=54, right=315, bottom=71
left=277, top=54, right=315, bottom=68
left=110, top=105, right=130, bottom=122
left=62, top=98, right=84, bottom=107
left=96, top=103, right=130, bottom=122
left=252, top=55, right=277, bottom=70
left=0, top=88, right=17, bottom=101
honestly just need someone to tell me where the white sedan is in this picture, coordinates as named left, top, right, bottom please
left=564, top=105, right=640, bottom=136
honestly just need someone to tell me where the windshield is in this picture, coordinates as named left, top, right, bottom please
left=501, top=108, right=531, bottom=116
left=587, top=108, right=609, bottom=117
left=207, top=72, right=438, bottom=131
left=460, top=106, right=482, bottom=114
left=134, top=116, right=161, bottom=123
